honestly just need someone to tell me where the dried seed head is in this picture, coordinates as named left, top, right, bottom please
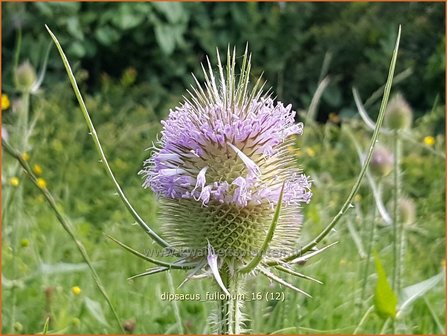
left=140, top=48, right=311, bottom=265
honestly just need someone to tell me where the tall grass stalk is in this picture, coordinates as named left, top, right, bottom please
left=361, top=207, right=378, bottom=302
left=392, top=130, right=401, bottom=292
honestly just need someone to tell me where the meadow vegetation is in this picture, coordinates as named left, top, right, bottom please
left=2, top=2, right=445, bottom=334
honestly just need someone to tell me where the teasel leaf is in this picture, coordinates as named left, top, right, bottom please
left=259, top=265, right=311, bottom=298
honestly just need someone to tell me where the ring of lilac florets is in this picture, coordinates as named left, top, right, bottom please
left=141, top=97, right=312, bottom=208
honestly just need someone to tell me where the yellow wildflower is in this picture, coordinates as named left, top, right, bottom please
left=36, top=178, right=47, bottom=189
left=9, top=177, right=20, bottom=187
left=33, top=164, right=43, bottom=175
left=20, top=239, right=30, bottom=248
left=305, top=147, right=315, bottom=157
left=423, top=136, right=435, bottom=146
left=1, top=94, right=10, bottom=110
left=21, top=152, right=30, bottom=161
left=71, top=286, right=82, bottom=295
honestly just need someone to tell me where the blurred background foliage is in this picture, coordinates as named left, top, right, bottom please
left=2, top=2, right=445, bottom=334
left=2, top=1, right=445, bottom=123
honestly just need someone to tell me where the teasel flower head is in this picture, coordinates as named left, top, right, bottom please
left=141, top=47, right=311, bottom=264
left=137, top=49, right=318, bottom=310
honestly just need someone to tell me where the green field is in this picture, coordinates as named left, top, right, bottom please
left=2, top=2, right=445, bottom=334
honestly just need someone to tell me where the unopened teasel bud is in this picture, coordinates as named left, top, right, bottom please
left=385, top=93, right=413, bottom=130
left=370, top=145, right=394, bottom=177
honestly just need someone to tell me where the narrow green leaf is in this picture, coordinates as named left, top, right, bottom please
left=107, top=235, right=193, bottom=269
left=274, top=264, right=323, bottom=284
left=128, top=266, right=170, bottom=280
left=84, top=297, right=110, bottom=327
left=286, top=241, right=339, bottom=265
left=42, top=317, right=50, bottom=334
left=373, top=252, right=397, bottom=319
left=398, top=272, right=444, bottom=316
left=259, top=266, right=311, bottom=298
left=178, top=259, right=207, bottom=289
left=32, top=41, right=53, bottom=93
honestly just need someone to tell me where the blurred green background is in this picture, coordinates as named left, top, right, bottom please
left=2, top=2, right=445, bottom=334
left=2, top=2, right=445, bottom=122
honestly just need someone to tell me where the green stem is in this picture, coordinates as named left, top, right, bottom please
left=361, top=204, right=378, bottom=302
left=13, top=27, right=22, bottom=83
left=218, top=265, right=245, bottom=334
left=392, top=130, right=402, bottom=292
left=4, top=92, right=29, bottom=224
left=8, top=90, right=29, bottom=335
left=18, top=93, right=30, bottom=150
left=167, top=271, right=184, bottom=334
left=2, top=140, right=125, bottom=333
left=218, top=271, right=229, bottom=334
left=8, top=198, right=19, bottom=334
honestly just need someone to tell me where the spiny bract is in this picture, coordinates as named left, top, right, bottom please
left=140, top=48, right=312, bottom=265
